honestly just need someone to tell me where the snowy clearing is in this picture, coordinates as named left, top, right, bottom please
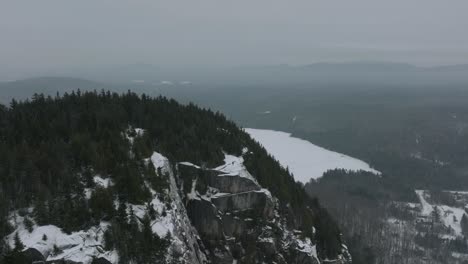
left=245, top=128, right=380, bottom=183
left=6, top=214, right=117, bottom=264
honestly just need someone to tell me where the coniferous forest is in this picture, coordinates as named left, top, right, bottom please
left=0, top=91, right=342, bottom=263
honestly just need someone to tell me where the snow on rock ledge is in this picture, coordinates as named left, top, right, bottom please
left=213, top=154, right=259, bottom=184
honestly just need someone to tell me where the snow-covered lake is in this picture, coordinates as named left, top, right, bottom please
left=245, top=128, right=380, bottom=183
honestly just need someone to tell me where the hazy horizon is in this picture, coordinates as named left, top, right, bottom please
left=2, top=0, right=468, bottom=76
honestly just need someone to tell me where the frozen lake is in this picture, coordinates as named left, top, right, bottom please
left=245, top=128, right=380, bottom=183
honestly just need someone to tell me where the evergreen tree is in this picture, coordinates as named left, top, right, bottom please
left=33, top=199, right=49, bottom=225
left=23, top=216, right=34, bottom=233
left=461, top=214, right=468, bottom=236
left=13, top=233, right=24, bottom=252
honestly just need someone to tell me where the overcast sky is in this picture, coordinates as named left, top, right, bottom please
left=1, top=0, right=468, bottom=71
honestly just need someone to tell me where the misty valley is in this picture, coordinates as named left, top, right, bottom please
left=2, top=71, right=468, bottom=264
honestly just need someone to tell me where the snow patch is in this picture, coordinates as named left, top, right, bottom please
left=6, top=214, right=116, bottom=264
left=84, top=176, right=114, bottom=199
left=151, top=152, right=170, bottom=173
left=93, top=175, right=113, bottom=188
left=296, top=237, right=318, bottom=259
left=125, top=127, right=145, bottom=145
left=187, top=178, right=200, bottom=201
left=179, top=161, right=201, bottom=169
left=439, top=205, right=465, bottom=236
left=415, top=190, right=433, bottom=216
left=213, top=154, right=258, bottom=184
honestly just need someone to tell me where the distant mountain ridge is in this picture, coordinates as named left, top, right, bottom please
left=3, top=61, right=468, bottom=88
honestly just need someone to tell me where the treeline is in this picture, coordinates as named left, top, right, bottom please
left=0, top=91, right=343, bottom=261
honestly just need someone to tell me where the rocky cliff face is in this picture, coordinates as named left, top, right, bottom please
left=3, top=129, right=350, bottom=264
left=176, top=153, right=350, bottom=264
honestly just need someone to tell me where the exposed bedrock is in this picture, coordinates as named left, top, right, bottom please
left=178, top=157, right=324, bottom=264
left=186, top=198, right=224, bottom=240
left=212, top=191, right=274, bottom=218
left=207, top=174, right=260, bottom=194
left=178, top=163, right=260, bottom=194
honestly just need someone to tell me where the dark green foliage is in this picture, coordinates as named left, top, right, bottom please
left=33, top=199, right=49, bottom=226
left=0, top=91, right=343, bottom=260
left=0, top=197, right=12, bottom=240
left=461, top=214, right=468, bottom=236
left=104, top=213, right=170, bottom=263
left=13, top=233, right=24, bottom=252
left=447, top=237, right=468, bottom=253
left=52, top=244, right=62, bottom=256
left=89, top=187, right=115, bottom=221
left=23, top=216, right=33, bottom=233
left=347, top=234, right=376, bottom=264
left=313, top=204, right=342, bottom=258
left=145, top=162, right=169, bottom=195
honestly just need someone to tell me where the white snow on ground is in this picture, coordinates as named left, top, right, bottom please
left=6, top=214, right=117, bottom=264
left=151, top=152, right=169, bottom=172
left=281, top=227, right=320, bottom=263
left=415, top=190, right=466, bottom=237
left=415, top=190, right=433, bottom=216
left=93, top=175, right=113, bottom=188
left=180, top=151, right=257, bottom=182
left=245, top=128, right=380, bottom=183
left=134, top=128, right=145, bottom=136
left=440, top=205, right=465, bottom=236
left=84, top=176, right=114, bottom=199
left=125, top=127, right=145, bottom=145
left=296, top=237, right=318, bottom=258
left=129, top=198, right=174, bottom=238
left=213, top=154, right=259, bottom=184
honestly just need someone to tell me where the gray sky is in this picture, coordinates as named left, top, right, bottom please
left=1, top=0, right=468, bottom=70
